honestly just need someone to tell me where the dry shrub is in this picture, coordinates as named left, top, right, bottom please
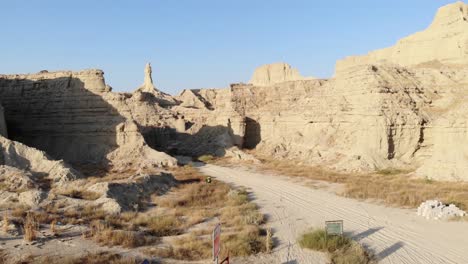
left=88, top=220, right=153, bottom=248
left=145, top=215, right=182, bottom=237
left=149, top=235, right=211, bottom=260
left=141, top=165, right=269, bottom=260
left=221, top=203, right=264, bottom=227
left=299, top=229, right=374, bottom=264
left=25, top=251, right=138, bottom=264
left=2, top=212, right=9, bottom=233
left=344, top=174, right=468, bottom=210
left=23, top=212, right=37, bottom=242
left=67, top=205, right=106, bottom=222
left=12, top=206, right=29, bottom=218
left=57, top=188, right=101, bottom=201
left=220, top=225, right=266, bottom=257
left=50, top=219, right=59, bottom=236
left=158, top=181, right=230, bottom=209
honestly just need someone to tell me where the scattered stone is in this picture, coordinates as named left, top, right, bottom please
left=417, top=200, right=466, bottom=220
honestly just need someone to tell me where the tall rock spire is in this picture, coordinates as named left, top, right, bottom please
left=142, top=62, right=155, bottom=92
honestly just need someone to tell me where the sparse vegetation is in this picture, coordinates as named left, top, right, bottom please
left=0, top=165, right=267, bottom=261
left=23, top=212, right=37, bottom=242
left=50, top=219, right=59, bottom=236
left=141, top=165, right=270, bottom=260
left=198, top=154, right=215, bottom=163
left=299, top=229, right=374, bottom=264
left=2, top=211, right=9, bottom=233
left=56, top=188, right=101, bottom=200
left=257, top=157, right=468, bottom=210
left=86, top=220, right=154, bottom=248
left=17, top=251, right=139, bottom=264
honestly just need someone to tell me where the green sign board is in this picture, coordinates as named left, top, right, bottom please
left=325, top=220, right=343, bottom=236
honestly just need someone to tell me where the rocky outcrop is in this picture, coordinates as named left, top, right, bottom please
left=0, top=136, right=80, bottom=185
left=0, top=69, right=176, bottom=169
left=0, top=135, right=80, bottom=207
left=134, top=63, right=177, bottom=107
left=88, top=173, right=176, bottom=213
left=249, top=63, right=313, bottom=86
left=336, top=2, right=468, bottom=72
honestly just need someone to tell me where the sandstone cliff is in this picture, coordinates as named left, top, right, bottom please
left=336, top=1, right=468, bottom=72
left=249, top=63, right=313, bottom=86
left=172, top=2, right=468, bottom=181
left=0, top=70, right=176, bottom=169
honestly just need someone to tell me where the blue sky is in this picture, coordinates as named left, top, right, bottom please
left=0, top=0, right=458, bottom=94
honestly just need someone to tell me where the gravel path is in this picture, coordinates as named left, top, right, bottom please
left=198, top=164, right=468, bottom=264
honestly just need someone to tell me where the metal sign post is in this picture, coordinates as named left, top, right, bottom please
left=325, top=220, right=343, bottom=245
left=212, top=223, right=221, bottom=264
left=325, top=220, right=343, bottom=236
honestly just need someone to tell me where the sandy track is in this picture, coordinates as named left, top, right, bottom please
left=198, top=164, right=468, bottom=264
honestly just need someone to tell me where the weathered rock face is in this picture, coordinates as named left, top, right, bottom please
left=170, top=88, right=245, bottom=157
left=249, top=63, right=312, bottom=86
left=0, top=135, right=80, bottom=185
left=172, top=2, right=468, bottom=181
left=229, top=65, right=432, bottom=172
left=0, top=70, right=176, bottom=169
left=336, top=2, right=468, bottom=72
left=0, top=104, right=7, bottom=138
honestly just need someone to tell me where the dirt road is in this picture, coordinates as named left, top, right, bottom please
left=198, top=164, right=468, bottom=264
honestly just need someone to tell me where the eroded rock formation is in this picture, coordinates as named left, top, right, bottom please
left=336, top=1, right=468, bottom=72
left=172, top=2, right=468, bottom=181
left=1, top=1, right=468, bottom=183
left=249, top=62, right=313, bottom=86
left=0, top=69, right=176, bottom=170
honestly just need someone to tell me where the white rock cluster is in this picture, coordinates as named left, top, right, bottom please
left=417, top=200, right=466, bottom=220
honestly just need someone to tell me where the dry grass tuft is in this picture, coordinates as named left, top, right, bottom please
left=50, top=219, right=59, bottom=236
left=20, top=251, right=139, bottom=264
left=87, top=220, right=154, bottom=248
left=12, top=205, right=29, bottom=218
left=2, top=212, right=9, bottom=233
left=299, top=229, right=374, bottom=264
left=23, top=212, right=38, bottom=242
left=57, top=188, right=101, bottom=200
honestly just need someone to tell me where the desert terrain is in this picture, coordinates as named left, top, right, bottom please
left=1, top=1, right=468, bottom=264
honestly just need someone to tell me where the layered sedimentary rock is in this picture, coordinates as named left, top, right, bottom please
left=0, top=69, right=176, bottom=169
left=172, top=2, right=468, bottom=181
left=229, top=65, right=432, bottom=171
left=249, top=63, right=312, bottom=86
left=2, top=1, right=468, bottom=183
left=336, top=1, right=468, bottom=72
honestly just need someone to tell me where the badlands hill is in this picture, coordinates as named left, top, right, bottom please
left=0, top=0, right=468, bottom=193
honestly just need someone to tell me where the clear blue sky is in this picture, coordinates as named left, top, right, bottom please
left=0, top=0, right=459, bottom=94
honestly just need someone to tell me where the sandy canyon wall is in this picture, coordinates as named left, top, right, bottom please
left=336, top=1, right=468, bottom=72
left=1, top=1, right=467, bottom=182
left=0, top=70, right=176, bottom=169
left=173, top=2, right=468, bottom=181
